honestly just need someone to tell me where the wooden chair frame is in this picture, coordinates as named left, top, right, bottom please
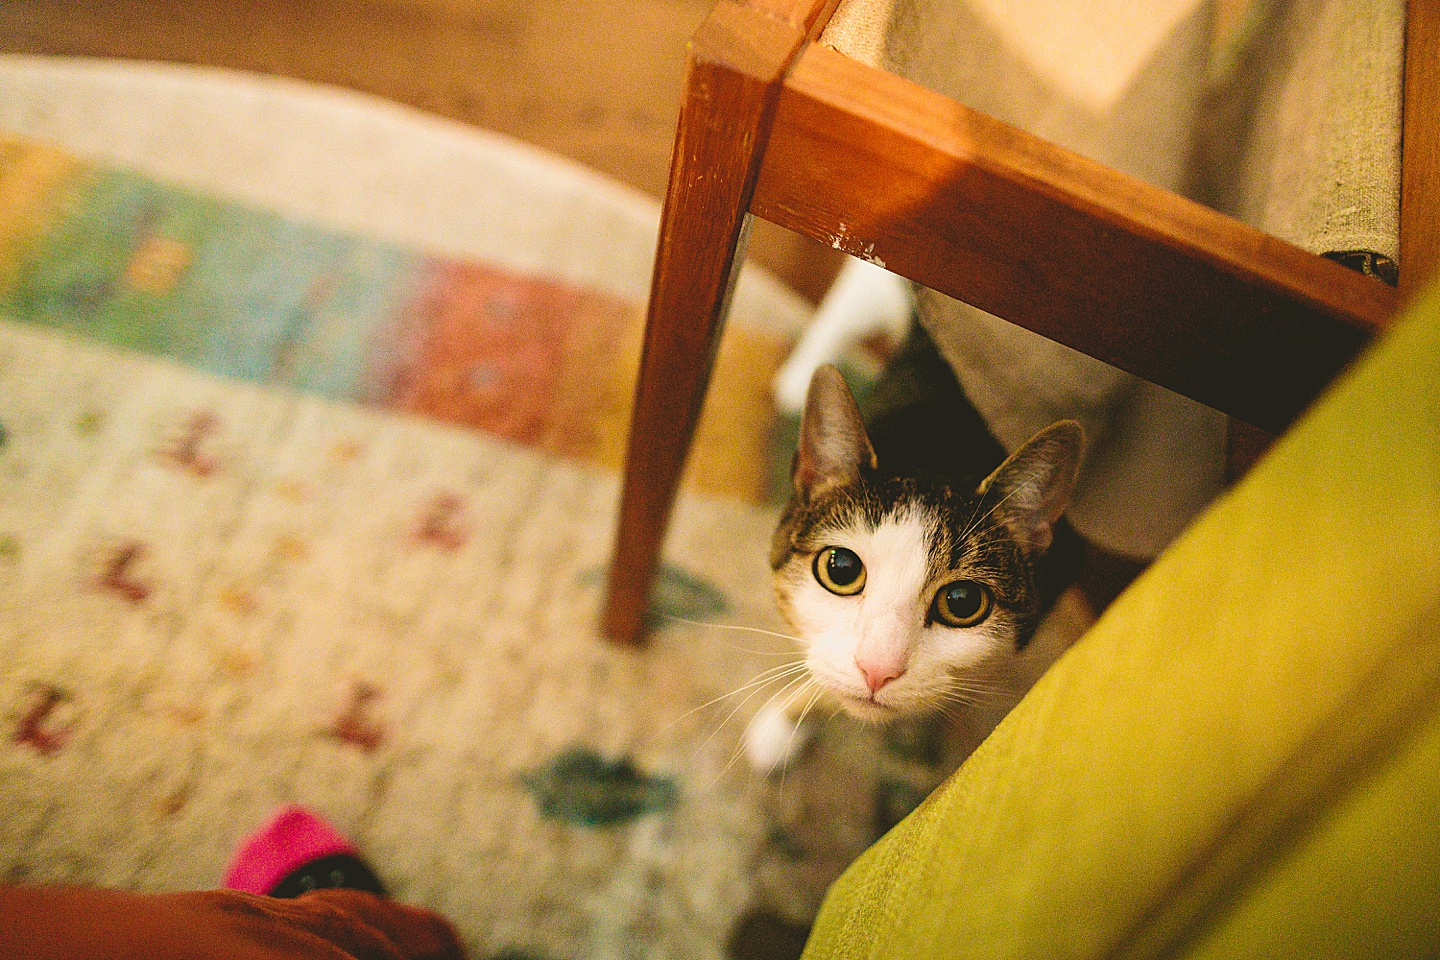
left=603, top=0, right=1438, bottom=642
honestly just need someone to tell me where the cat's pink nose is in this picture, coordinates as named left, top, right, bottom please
left=857, top=659, right=904, bottom=695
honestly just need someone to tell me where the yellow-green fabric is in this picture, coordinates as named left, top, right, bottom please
left=803, top=280, right=1440, bottom=960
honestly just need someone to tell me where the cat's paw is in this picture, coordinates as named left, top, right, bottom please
left=744, top=701, right=814, bottom=774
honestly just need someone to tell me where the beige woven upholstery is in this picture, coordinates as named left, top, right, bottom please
left=822, top=0, right=1211, bottom=187
left=1207, top=0, right=1404, bottom=267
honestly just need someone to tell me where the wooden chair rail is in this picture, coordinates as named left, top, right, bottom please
left=750, top=43, right=1402, bottom=435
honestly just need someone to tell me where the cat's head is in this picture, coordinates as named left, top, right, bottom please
left=771, top=366, right=1083, bottom=721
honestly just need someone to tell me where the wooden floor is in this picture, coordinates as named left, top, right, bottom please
left=0, top=0, right=844, bottom=302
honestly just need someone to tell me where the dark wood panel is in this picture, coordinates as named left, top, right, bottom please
left=751, top=43, right=1402, bottom=434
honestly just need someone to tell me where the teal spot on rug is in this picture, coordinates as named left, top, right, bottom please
left=522, top=746, right=677, bottom=827
left=0, top=536, right=18, bottom=562
left=582, top=563, right=729, bottom=625
left=0, top=422, right=7, bottom=449
left=650, top=564, right=728, bottom=622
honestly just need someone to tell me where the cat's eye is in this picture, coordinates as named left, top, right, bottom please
left=814, top=546, right=866, bottom=596
left=931, top=580, right=991, bottom=628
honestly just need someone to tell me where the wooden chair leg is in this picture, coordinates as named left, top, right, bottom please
left=602, top=2, right=811, bottom=643
left=1399, top=0, right=1439, bottom=302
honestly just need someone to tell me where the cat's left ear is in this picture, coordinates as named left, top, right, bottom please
left=794, top=365, right=877, bottom=500
left=977, top=420, right=1084, bottom=554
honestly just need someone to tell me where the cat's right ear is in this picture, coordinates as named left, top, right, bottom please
left=794, top=365, right=876, bottom=500
left=977, top=420, right=1084, bottom=554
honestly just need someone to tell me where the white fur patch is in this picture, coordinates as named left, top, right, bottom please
left=743, top=700, right=813, bottom=773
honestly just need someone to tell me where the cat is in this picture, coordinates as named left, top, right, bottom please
left=745, top=328, right=1091, bottom=771
left=771, top=258, right=912, bottom=416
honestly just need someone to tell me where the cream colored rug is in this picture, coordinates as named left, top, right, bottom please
left=0, top=58, right=956, bottom=960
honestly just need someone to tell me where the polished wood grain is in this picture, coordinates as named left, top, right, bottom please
left=602, top=0, right=814, bottom=642
left=1400, top=0, right=1440, bottom=302
left=751, top=43, right=1401, bottom=434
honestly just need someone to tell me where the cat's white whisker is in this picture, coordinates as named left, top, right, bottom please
left=710, top=663, right=808, bottom=715
left=935, top=684, right=996, bottom=707
left=943, top=676, right=1003, bottom=694
left=663, top=661, right=808, bottom=740
left=936, top=703, right=969, bottom=726
left=942, top=678, right=1002, bottom=697
left=657, top=614, right=806, bottom=650
left=936, top=692, right=982, bottom=709
left=750, top=672, right=815, bottom=734
left=680, top=659, right=808, bottom=711
left=794, top=684, right=825, bottom=728
left=739, top=659, right=812, bottom=686
left=778, top=685, right=826, bottom=787
left=710, top=675, right=814, bottom=786
left=696, top=669, right=811, bottom=771
left=777, top=680, right=817, bottom=743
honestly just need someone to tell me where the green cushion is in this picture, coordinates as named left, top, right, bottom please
left=803, top=281, right=1440, bottom=960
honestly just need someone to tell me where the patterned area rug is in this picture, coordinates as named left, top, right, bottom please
left=0, top=59, right=959, bottom=960
left=0, top=132, right=786, bottom=505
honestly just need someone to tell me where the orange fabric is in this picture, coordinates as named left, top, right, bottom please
left=0, top=885, right=465, bottom=960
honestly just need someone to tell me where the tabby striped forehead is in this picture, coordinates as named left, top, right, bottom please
left=780, top=477, right=1031, bottom=606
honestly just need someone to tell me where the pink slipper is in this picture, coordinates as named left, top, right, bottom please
left=223, top=805, right=380, bottom=897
